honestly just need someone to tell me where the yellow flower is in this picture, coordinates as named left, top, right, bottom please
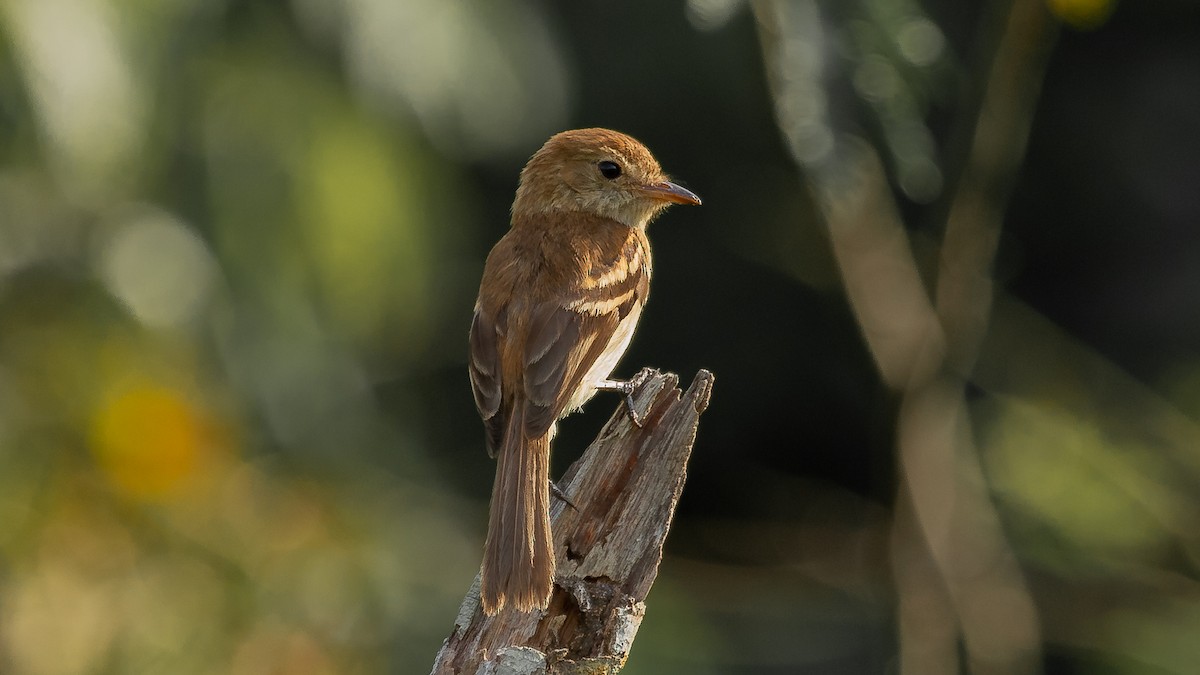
left=90, top=382, right=218, bottom=501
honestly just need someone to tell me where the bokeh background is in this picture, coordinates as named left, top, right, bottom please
left=2, top=0, right=1199, bottom=673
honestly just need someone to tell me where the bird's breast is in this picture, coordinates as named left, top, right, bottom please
left=564, top=300, right=644, bottom=414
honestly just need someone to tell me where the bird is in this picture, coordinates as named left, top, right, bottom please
left=468, top=128, right=700, bottom=615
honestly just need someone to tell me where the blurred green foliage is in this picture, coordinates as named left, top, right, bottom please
left=0, top=0, right=510, bottom=671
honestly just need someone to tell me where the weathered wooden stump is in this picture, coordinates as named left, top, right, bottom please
left=431, top=368, right=714, bottom=675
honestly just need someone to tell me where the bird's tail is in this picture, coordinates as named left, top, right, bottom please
left=480, top=403, right=554, bottom=615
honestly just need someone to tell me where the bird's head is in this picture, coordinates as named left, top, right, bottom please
left=512, top=128, right=701, bottom=229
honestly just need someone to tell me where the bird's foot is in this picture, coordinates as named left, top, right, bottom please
left=597, top=367, right=654, bottom=427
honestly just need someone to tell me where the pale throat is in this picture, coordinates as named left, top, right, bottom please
left=516, top=185, right=659, bottom=230
left=589, top=193, right=659, bottom=230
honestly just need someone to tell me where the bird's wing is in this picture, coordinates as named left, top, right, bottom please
left=521, top=259, right=648, bottom=437
left=469, top=304, right=505, bottom=456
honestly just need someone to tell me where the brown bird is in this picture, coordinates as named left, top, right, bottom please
left=468, top=128, right=700, bottom=615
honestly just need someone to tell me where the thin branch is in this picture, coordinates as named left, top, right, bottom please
left=753, top=0, right=1057, bottom=672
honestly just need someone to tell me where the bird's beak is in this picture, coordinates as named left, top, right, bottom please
left=638, top=181, right=702, bottom=206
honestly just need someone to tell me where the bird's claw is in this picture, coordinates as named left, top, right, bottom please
left=599, top=368, right=654, bottom=428
left=549, top=480, right=578, bottom=511
left=625, top=390, right=646, bottom=427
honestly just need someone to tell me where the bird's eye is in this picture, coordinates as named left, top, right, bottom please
left=597, top=160, right=622, bottom=180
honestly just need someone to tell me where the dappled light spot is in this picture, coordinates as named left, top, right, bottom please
left=97, top=208, right=217, bottom=329
left=1048, top=0, right=1116, bottom=30
left=3, top=0, right=146, bottom=196
left=686, top=0, right=746, bottom=31
left=896, top=18, right=945, bottom=66
left=90, top=382, right=221, bottom=501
